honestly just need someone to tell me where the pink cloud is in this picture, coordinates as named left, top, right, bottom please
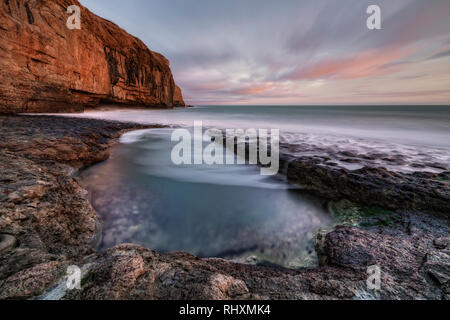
left=230, top=84, right=273, bottom=96
left=285, top=46, right=415, bottom=81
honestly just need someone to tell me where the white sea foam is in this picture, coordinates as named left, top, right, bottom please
left=280, top=131, right=449, bottom=173
left=49, top=106, right=450, bottom=174
left=119, top=129, right=156, bottom=144
left=123, top=128, right=289, bottom=189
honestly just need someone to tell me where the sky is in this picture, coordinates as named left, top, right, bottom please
left=80, top=0, right=450, bottom=105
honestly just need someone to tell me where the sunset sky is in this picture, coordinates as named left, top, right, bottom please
left=80, top=0, right=450, bottom=105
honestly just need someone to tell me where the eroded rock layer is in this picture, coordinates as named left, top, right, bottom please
left=0, top=0, right=185, bottom=113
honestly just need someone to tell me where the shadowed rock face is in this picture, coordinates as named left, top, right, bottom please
left=0, top=0, right=185, bottom=113
left=173, top=85, right=185, bottom=107
left=286, top=159, right=450, bottom=214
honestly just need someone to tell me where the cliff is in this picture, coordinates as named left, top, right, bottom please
left=0, top=0, right=185, bottom=113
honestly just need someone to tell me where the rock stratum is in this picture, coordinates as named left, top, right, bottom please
left=0, top=115, right=448, bottom=300
left=0, top=0, right=185, bottom=114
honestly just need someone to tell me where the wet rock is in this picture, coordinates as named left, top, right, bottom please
left=0, top=115, right=448, bottom=300
left=7, top=192, right=22, bottom=203
left=320, top=227, right=376, bottom=269
left=207, top=273, right=249, bottom=299
left=313, top=226, right=447, bottom=299
left=315, top=229, right=329, bottom=267
left=287, top=160, right=450, bottom=214
left=423, top=251, right=450, bottom=285
left=434, top=238, right=450, bottom=250
left=62, top=245, right=336, bottom=300
left=0, top=262, right=63, bottom=299
left=0, top=234, right=17, bottom=253
left=0, top=115, right=157, bottom=298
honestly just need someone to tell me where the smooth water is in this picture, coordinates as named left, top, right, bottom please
left=73, top=105, right=450, bottom=268
left=79, top=128, right=332, bottom=268
left=69, top=105, right=450, bottom=148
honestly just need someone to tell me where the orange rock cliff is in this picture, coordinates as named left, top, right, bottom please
left=0, top=0, right=185, bottom=113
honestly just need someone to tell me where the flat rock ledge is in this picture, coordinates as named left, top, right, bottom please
left=0, top=115, right=448, bottom=300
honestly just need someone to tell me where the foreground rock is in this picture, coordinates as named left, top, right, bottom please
left=0, top=115, right=155, bottom=298
left=287, top=159, right=450, bottom=214
left=0, top=115, right=448, bottom=300
left=226, top=132, right=450, bottom=214
left=0, top=0, right=184, bottom=114
left=277, top=134, right=450, bottom=215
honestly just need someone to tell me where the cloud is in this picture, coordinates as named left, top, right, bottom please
left=230, top=84, right=273, bottom=96
left=427, top=49, right=450, bottom=61
left=355, top=89, right=450, bottom=98
left=81, top=0, right=450, bottom=104
left=281, top=47, right=414, bottom=81
left=171, top=49, right=238, bottom=69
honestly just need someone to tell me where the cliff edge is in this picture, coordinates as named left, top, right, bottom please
left=0, top=0, right=185, bottom=113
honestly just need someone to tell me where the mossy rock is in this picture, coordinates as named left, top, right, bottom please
left=328, top=200, right=401, bottom=228
left=328, top=200, right=361, bottom=226
left=435, top=177, right=450, bottom=183
left=81, top=270, right=94, bottom=287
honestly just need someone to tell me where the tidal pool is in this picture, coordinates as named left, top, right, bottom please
left=78, top=128, right=333, bottom=268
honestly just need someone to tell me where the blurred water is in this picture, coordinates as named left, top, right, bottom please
left=65, top=105, right=450, bottom=148
left=74, top=105, right=450, bottom=267
left=78, top=128, right=332, bottom=268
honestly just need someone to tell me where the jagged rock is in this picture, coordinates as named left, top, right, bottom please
left=0, top=234, right=17, bottom=253
left=62, top=244, right=354, bottom=300
left=0, top=261, right=64, bottom=299
left=0, top=115, right=448, bottom=300
left=287, top=160, right=450, bottom=214
left=424, top=250, right=450, bottom=285
left=63, top=245, right=251, bottom=300
left=173, top=85, right=185, bottom=107
left=0, top=115, right=156, bottom=287
left=434, top=237, right=450, bottom=250
left=315, top=229, right=329, bottom=267
left=0, top=0, right=184, bottom=113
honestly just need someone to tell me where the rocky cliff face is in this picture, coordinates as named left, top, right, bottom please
left=0, top=0, right=185, bottom=113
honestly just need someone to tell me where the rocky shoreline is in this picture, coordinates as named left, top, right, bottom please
left=0, top=115, right=449, bottom=300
